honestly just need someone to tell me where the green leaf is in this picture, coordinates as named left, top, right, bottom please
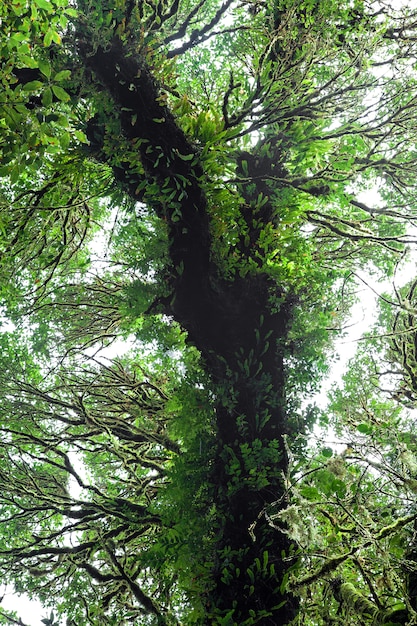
left=22, top=80, right=43, bottom=92
left=38, top=60, right=51, bottom=79
left=34, top=0, right=53, bottom=9
left=59, top=132, right=70, bottom=149
left=321, top=447, right=333, bottom=458
left=51, top=85, right=70, bottom=102
left=176, top=152, right=194, bottom=161
left=74, top=130, right=88, bottom=143
left=18, top=55, right=38, bottom=69
left=54, top=70, right=71, bottom=82
left=10, top=166, right=20, bottom=184
left=51, top=31, right=61, bottom=45
left=332, top=478, right=347, bottom=498
left=357, top=423, right=372, bottom=434
left=300, top=486, right=320, bottom=501
left=43, top=30, right=53, bottom=47
left=42, top=87, right=53, bottom=107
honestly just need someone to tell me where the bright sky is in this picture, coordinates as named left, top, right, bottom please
left=0, top=588, right=46, bottom=626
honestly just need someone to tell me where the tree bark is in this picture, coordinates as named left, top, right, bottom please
left=78, top=34, right=299, bottom=624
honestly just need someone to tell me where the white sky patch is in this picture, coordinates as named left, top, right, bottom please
left=0, top=587, right=46, bottom=626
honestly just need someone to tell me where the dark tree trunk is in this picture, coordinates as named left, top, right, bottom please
left=78, top=34, right=299, bottom=625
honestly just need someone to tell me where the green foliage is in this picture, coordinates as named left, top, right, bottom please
left=1, top=0, right=417, bottom=624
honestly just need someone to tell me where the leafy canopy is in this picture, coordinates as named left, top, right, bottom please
left=1, top=0, right=417, bottom=625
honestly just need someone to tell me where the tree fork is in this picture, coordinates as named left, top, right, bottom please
left=78, top=31, right=299, bottom=624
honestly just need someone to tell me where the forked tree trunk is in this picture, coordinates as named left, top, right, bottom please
left=79, top=34, right=299, bottom=625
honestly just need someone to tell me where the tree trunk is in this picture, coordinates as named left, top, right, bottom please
left=79, top=34, right=299, bottom=625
